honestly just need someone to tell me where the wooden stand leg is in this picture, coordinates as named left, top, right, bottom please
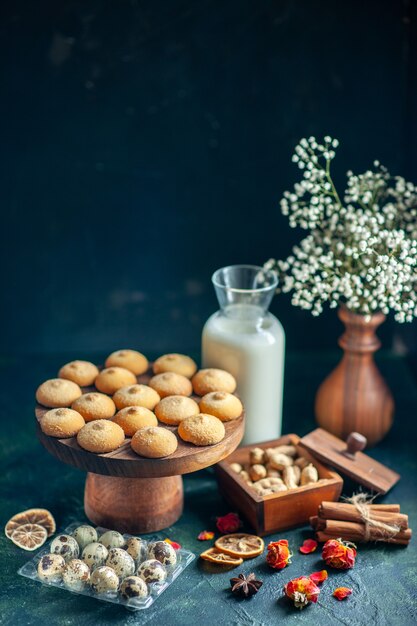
left=84, top=473, right=184, bottom=534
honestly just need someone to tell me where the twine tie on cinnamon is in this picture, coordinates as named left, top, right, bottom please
left=345, top=493, right=401, bottom=541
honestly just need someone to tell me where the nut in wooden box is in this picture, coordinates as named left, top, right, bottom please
left=215, top=434, right=343, bottom=536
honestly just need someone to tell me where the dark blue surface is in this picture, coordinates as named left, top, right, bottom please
left=1, top=0, right=417, bottom=356
left=0, top=351, right=416, bottom=625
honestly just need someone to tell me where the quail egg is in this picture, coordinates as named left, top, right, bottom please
left=137, top=559, right=167, bottom=584
left=90, top=566, right=119, bottom=594
left=62, top=559, right=90, bottom=591
left=120, top=575, right=148, bottom=600
left=98, top=530, right=125, bottom=550
left=72, top=525, right=98, bottom=551
left=147, top=540, right=177, bottom=567
left=50, top=535, right=80, bottom=562
left=82, top=542, right=108, bottom=569
left=37, top=554, right=66, bottom=583
left=124, top=537, right=147, bottom=564
left=106, top=548, right=135, bottom=579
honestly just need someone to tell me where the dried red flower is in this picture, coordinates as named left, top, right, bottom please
left=284, top=576, right=320, bottom=609
left=299, top=539, right=318, bottom=554
left=266, top=539, right=292, bottom=570
left=322, top=538, right=356, bottom=569
left=164, top=538, right=181, bottom=550
left=333, top=587, right=353, bottom=601
left=309, top=570, right=328, bottom=584
left=216, top=512, right=241, bottom=534
left=197, top=530, right=215, bottom=541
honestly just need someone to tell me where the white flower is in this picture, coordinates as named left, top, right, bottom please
left=265, top=136, right=417, bottom=322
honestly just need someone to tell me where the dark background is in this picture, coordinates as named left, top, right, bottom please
left=1, top=0, right=417, bottom=358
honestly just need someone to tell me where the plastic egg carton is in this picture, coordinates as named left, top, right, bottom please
left=18, top=522, right=195, bottom=611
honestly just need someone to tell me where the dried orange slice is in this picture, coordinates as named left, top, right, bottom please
left=200, top=547, right=243, bottom=566
left=10, top=523, right=48, bottom=551
left=214, top=533, right=264, bottom=559
left=5, top=508, right=56, bottom=538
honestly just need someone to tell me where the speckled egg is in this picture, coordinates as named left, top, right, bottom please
left=147, top=540, right=177, bottom=567
left=37, top=554, right=66, bottom=583
left=82, top=542, right=108, bottom=570
left=120, top=575, right=148, bottom=600
left=90, top=566, right=119, bottom=594
left=98, top=530, right=125, bottom=550
left=62, top=559, right=90, bottom=591
left=50, top=535, right=80, bottom=562
left=124, top=537, right=147, bottom=564
left=137, top=559, right=167, bottom=584
left=71, top=525, right=98, bottom=551
left=106, top=548, right=135, bottom=579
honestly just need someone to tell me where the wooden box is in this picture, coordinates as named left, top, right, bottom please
left=215, top=434, right=343, bottom=536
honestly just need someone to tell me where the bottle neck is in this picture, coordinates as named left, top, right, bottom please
left=221, top=303, right=267, bottom=323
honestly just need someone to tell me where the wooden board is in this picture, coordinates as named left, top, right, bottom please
left=215, top=434, right=343, bottom=535
left=299, top=428, right=400, bottom=494
left=35, top=368, right=244, bottom=479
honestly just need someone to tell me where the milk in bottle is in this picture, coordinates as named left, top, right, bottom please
left=202, top=265, right=285, bottom=445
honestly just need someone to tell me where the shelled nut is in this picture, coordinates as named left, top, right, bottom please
left=275, top=445, right=297, bottom=458
left=292, top=465, right=301, bottom=484
left=265, top=464, right=280, bottom=476
left=300, top=463, right=319, bottom=485
left=229, top=443, right=320, bottom=498
left=264, top=448, right=276, bottom=462
left=249, top=464, right=267, bottom=482
left=252, top=483, right=271, bottom=496
left=249, top=448, right=265, bottom=465
left=270, top=483, right=288, bottom=493
left=268, top=477, right=284, bottom=485
left=294, top=456, right=309, bottom=469
left=240, top=470, right=250, bottom=482
left=257, top=478, right=272, bottom=489
left=283, top=466, right=299, bottom=489
left=268, top=453, right=293, bottom=471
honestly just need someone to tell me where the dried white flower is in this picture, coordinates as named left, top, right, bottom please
left=266, top=137, right=417, bottom=322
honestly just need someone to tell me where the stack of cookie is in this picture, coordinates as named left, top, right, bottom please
left=36, top=351, right=243, bottom=459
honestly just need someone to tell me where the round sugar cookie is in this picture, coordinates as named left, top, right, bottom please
left=153, top=354, right=197, bottom=378
left=199, top=391, right=243, bottom=422
left=112, top=406, right=158, bottom=437
left=105, top=349, right=149, bottom=376
left=155, top=396, right=199, bottom=426
left=113, top=385, right=160, bottom=410
left=131, top=427, right=178, bottom=458
left=40, top=408, right=85, bottom=438
left=72, top=393, right=116, bottom=422
left=36, top=379, right=82, bottom=408
left=77, top=420, right=125, bottom=453
left=191, top=369, right=236, bottom=396
left=58, top=360, right=99, bottom=387
left=177, top=413, right=225, bottom=446
left=94, top=367, right=136, bottom=395
left=148, top=372, right=192, bottom=398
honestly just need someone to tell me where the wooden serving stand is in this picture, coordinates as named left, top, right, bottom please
left=35, top=371, right=244, bottom=534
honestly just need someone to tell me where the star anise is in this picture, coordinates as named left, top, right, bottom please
left=230, top=572, right=263, bottom=598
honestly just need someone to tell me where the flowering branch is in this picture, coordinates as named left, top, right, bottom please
left=265, top=137, right=417, bottom=322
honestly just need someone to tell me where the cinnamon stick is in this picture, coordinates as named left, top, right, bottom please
left=319, top=502, right=408, bottom=529
left=316, top=530, right=410, bottom=546
left=322, top=519, right=412, bottom=542
left=321, top=501, right=400, bottom=513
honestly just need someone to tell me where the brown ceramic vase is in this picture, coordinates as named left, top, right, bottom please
left=315, top=306, right=394, bottom=447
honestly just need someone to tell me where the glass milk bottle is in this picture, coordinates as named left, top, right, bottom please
left=202, top=265, right=285, bottom=445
